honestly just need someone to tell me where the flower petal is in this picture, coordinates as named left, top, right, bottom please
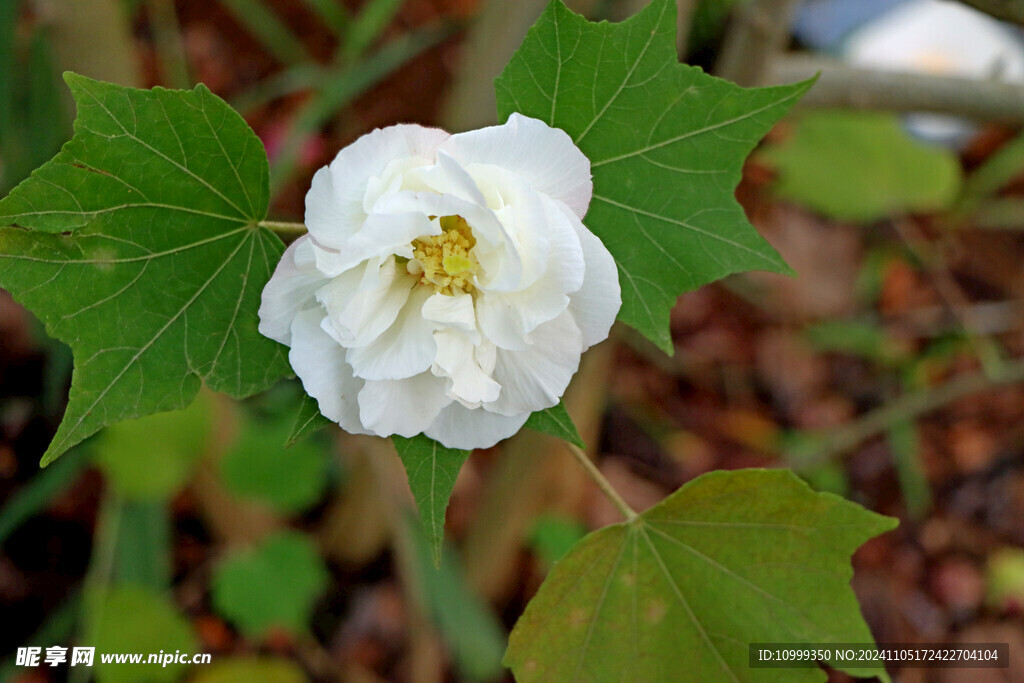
left=345, top=286, right=438, bottom=380
left=561, top=205, right=621, bottom=349
left=408, top=150, right=489, bottom=207
left=357, top=372, right=450, bottom=438
left=305, top=124, right=449, bottom=251
left=441, top=113, right=592, bottom=219
left=258, top=236, right=325, bottom=345
left=289, top=308, right=369, bottom=435
left=317, top=256, right=415, bottom=348
left=425, top=402, right=530, bottom=450
left=433, top=329, right=501, bottom=407
left=311, top=212, right=434, bottom=278
left=487, top=311, right=582, bottom=416
left=421, top=292, right=477, bottom=335
left=475, top=194, right=585, bottom=349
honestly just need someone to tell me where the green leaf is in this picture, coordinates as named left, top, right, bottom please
left=392, top=434, right=471, bottom=567
left=0, top=73, right=290, bottom=465
left=90, top=584, right=198, bottom=683
left=95, top=390, right=213, bottom=500
left=528, top=513, right=587, bottom=567
left=220, top=411, right=330, bottom=514
left=496, top=0, right=808, bottom=353
left=505, top=468, right=897, bottom=682
left=287, top=391, right=331, bottom=447
left=759, top=110, right=962, bottom=223
left=211, top=531, right=329, bottom=638
left=524, top=401, right=584, bottom=448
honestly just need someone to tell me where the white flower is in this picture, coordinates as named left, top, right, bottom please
left=258, top=113, right=620, bottom=449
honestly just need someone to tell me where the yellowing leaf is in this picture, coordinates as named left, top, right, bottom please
left=506, top=469, right=896, bottom=682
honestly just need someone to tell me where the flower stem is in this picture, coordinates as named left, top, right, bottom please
left=260, top=220, right=308, bottom=236
left=566, top=443, right=638, bottom=523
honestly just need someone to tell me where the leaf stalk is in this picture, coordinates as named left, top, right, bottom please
left=260, top=220, right=308, bottom=236
left=566, top=443, right=638, bottom=522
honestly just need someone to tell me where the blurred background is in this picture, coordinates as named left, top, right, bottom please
left=2, top=0, right=1024, bottom=680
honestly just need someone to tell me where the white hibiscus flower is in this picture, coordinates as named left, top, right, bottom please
left=258, top=113, right=620, bottom=449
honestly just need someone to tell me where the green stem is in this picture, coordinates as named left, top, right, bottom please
left=566, top=443, right=638, bottom=522
left=260, top=220, right=307, bottom=236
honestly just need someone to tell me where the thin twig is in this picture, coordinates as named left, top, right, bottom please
left=792, top=356, right=1024, bottom=469
left=566, top=443, right=638, bottom=522
left=956, top=0, right=1024, bottom=26
left=771, top=54, right=1024, bottom=123
left=891, top=218, right=1007, bottom=378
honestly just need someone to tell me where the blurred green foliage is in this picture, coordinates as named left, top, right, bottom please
left=220, top=411, right=330, bottom=513
left=211, top=531, right=329, bottom=638
left=96, top=393, right=214, bottom=501
left=527, top=514, right=587, bottom=568
left=192, top=656, right=306, bottom=683
left=0, top=1, right=71, bottom=196
left=88, top=585, right=199, bottom=683
left=405, top=515, right=507, bottom=682
left=760, top=110, right=963, bottom=222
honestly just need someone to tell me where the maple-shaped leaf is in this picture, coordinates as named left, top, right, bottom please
left=505, top=469, right=897, bottom=682
left=496, top=0, right=812, bottom=352
left=0, top=74, right=290, bottom=465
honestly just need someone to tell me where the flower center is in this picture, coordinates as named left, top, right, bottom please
left=410, top=215, right=479, bottom=296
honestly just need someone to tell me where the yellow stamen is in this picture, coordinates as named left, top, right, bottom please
left=411, top=215, right=479, bottom=296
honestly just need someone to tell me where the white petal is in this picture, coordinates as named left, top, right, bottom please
left=317, top=256, right=415, bottom=348
left=487, top=311, right=582, bottom=416
left=407, top=150, right=488, bottom=206
left=440, top=113, right=593, bottom=219
left=433, top=329, right=501, bottom=407
left=464, top=166, right=549, bottom=291
left=561, top=205, right=621, bottom=349
left=289, top=308, right=369, bottom=436
left=375, top=189, right=526, bottom=292
left=258, top=236, right=326, bottom=346
left=312, top=212, right=434, bottom=278
left=357, top=372, right=450, bottom=438
left=305, top=124, right=449, bottom=251
left=475, top=194, right=585, bottom=348
left=425, top=403, right=530, bottom=450
left=345, top=286, right=438, bottom=381
left=421, top=292, right=477, bottom=335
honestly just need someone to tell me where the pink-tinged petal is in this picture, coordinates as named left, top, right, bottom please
left=487, top=311, right=582, bottom=416
left=357, top=372, right=450, bottom=438
left=317, top=256, right=416, bottom=348
left=425, top=403, right=530, bottom=450
left=346, top=287, right=438, bottom=381
left=564, top=206, right=621, bottom=349
left=441, top=113, right=592, bottom=219
left=289, top=308, right=369, bottom=435
left=305, top=124, right=449, bottom=250
left=258, top=236, right=325, bottom=346
left=433, top=329, right=501, bottom=407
